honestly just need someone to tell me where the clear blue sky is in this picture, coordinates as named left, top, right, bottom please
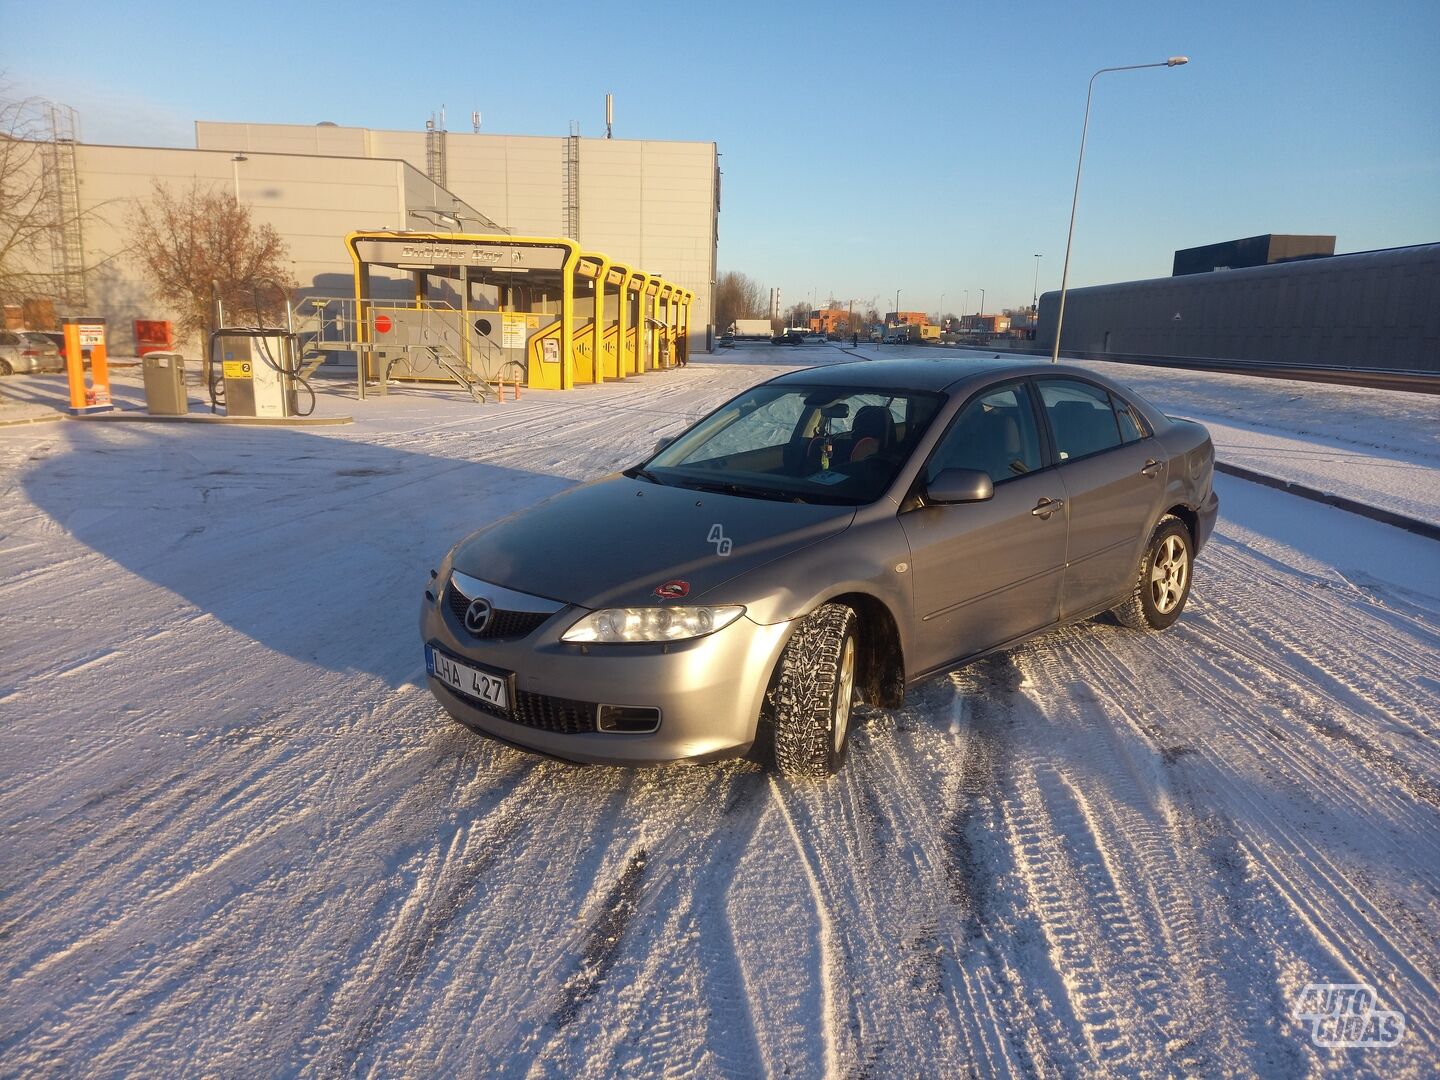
left=4, top=0, right=1438, bottom=315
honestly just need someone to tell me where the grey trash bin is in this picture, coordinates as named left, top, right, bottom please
left=143, top=351, right=188, bottom=415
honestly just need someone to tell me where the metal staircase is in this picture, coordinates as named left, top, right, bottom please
left=425, top=114, right=447, bottom=189
left=563, top=125, right=581, bottom=239
left=44, top=104, right=85, bottom=308
left=414, top=320, right=489, bottom=402
left=289, top=297, right=506, bottom=403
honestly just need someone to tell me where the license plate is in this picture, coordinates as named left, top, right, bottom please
left=426, top=645, right=511, bottom=712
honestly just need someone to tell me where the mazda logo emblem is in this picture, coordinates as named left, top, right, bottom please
left=463, top=597, right=494, bottom=635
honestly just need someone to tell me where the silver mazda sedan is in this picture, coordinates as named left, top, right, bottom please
left=421, top=358, right=1217, bottom=777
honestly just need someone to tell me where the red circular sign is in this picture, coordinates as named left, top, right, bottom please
left=374, top=314, right=393, bottom=333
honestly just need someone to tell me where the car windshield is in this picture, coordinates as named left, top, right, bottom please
left=20, top=333, right=53, bottom=346
left=635, top=384, right=945, bottom=505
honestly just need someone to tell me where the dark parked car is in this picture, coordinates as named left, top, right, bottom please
left=421, top=359, right=1217, bottom=777
left=771, top=330, right=806, bottom=345
left=40, top=331, right=91, bottom=364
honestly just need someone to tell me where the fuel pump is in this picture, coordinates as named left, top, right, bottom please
left=207, top=328, right=316, bottom=418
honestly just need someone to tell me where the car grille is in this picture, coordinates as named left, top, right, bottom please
left=511, top=690, right=598, bottom=735
left=459, top=685, right=598, bottom=735
left=446, top=585, right=553, bottom=639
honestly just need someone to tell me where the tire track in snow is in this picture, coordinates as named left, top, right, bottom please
left=931, top=658, right=1066, bottom=1079
left=308, top=760, right=540, bottom=1079
left=547, top=847, right=651, bottom=1031
left=515, top=766, right=774, bottom=1079
left=1014, top=525, right=1440, bottom=1072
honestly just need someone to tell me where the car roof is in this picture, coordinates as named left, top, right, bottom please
left=767, top=356, right=1102, bottom=394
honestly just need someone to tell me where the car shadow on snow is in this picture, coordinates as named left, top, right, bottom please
left=19, top=421, right=577, bottom=687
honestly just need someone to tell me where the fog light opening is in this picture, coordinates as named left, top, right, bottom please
left=597, top=705, right=662, bottom=733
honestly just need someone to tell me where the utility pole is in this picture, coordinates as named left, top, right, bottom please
left=1032, top=254, right=1043, bottom=312
left=1053, top=57, right=1190, bottom=362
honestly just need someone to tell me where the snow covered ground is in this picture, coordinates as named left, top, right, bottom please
left=1, top=348, right=1437, bottom=1077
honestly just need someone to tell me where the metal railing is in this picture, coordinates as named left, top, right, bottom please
left=290, top=296, right=522, bottom=401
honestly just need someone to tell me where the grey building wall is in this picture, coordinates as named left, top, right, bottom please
left=196, top=121, right=719, bottom=354
left=1038, top=243, right=1440, bottom=372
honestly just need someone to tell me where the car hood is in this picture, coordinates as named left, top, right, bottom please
left=450, top=475, right=855, bottom=609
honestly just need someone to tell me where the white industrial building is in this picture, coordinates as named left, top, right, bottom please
left=27, top=118, right=719, bottom=357
left=197, top=121, right=719, bottom=355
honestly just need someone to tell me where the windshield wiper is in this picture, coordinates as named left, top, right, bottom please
left=625, top=467, right=668, bottom=486
left=676, top=478, right=812, bottom=504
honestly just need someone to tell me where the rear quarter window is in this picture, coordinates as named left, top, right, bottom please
left=1112, top=394, right=1151, bottom=444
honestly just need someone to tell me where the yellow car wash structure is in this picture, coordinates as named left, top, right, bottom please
left=344, top=231, right=692, bottom=399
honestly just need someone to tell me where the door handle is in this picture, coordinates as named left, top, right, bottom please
left=1141, top=459, right=1162, bottom=477
left=1031, top=497, right=1064, bottom=518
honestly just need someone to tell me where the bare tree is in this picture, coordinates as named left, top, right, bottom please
left=126, top=180, right=295, bottom=340
left=712, top=270, right=767, bottom=333
left=783, top=301, right=811, bottom=329
left=0, top=93, right=62, bottom=310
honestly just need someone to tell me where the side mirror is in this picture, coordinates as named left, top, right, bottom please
left=925, top=467, right=994, bottom=504
left=653, top=436, right=674, bottom=454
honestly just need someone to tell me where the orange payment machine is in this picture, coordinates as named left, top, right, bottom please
left=62, top=316, right=114, bottom=415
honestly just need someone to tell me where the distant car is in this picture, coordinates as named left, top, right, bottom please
left=771, top=330, right=805, bottom=345
left=0, top=330, right=64, bottom=375
left=421, top=358, right=1218, bottom=777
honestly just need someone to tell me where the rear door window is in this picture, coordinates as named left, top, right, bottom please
left=1036, top=379, right=1124, bottom=462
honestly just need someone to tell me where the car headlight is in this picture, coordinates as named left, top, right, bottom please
left=561, top=606, right=746, bottom=643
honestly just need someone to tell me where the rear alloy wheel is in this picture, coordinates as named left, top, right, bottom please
left=1113, top=515, right=1193, bottom=631
left=764, top=603, right=859, bottom=778
left=0, top=359, right=12, bottom=376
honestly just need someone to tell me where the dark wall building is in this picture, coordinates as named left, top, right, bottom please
left=1172, top=234, right=1336, bottom=276
left=1038, top=243, right=1439, bottom=373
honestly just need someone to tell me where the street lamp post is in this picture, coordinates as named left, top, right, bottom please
left=979, top=288, right=986, bottom=317
left=1051, top=56, right=1189, bottom=363
left=1032, top=254, right=1042, bottom=312
left=230, top=154, right=248, bottom=201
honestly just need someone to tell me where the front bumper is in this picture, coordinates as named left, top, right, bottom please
left=419, top=588, right=794, bottom=765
